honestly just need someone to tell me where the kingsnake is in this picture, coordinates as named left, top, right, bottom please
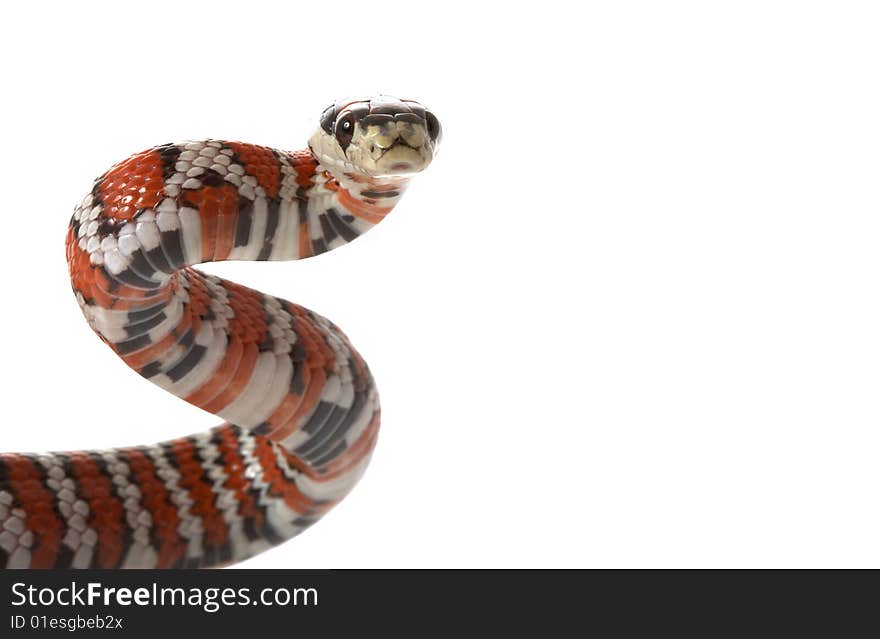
left=0, top=96, right=440, bottom=569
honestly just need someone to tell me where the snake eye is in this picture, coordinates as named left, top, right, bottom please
left=335, top=113, right=356, bottom=150
left=425, top=111, right=441, bottom=143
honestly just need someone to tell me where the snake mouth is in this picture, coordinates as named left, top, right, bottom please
left=377, top=140, right=418, bottom=155
left=372, top=143, right=430, bottom=175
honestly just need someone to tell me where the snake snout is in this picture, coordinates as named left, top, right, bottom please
left=367, top=121, right=424, bottom=150
left=365, top=121, right=433, bottom=175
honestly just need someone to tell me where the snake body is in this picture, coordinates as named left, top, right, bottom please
left=0, top=96, right=440, bottom=568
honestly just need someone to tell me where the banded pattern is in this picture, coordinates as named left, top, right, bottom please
left=0, top=96, right=438, bottom=568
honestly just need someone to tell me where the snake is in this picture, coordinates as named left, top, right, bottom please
left=0, top=95, right=440, bottom=568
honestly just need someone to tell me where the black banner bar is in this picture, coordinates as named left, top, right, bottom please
left=0, top=570, right=874, bottom=636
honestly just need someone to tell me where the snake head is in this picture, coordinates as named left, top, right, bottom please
left=309, top=95, right=440, bottom=178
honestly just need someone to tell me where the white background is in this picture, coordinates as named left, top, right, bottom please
left=0, top=1, right=878, bottom=568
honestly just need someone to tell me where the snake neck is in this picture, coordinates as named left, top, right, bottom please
left=308, top=149, right=411, bottom=231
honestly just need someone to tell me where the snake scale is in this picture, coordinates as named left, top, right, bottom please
left=0, top=95, right=440, bottom=568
